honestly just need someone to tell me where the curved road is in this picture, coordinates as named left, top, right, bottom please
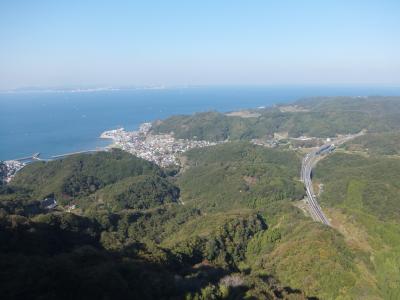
left=300, top=132, right=365, bottom=225
left=301, top=146, right=331, bottom=225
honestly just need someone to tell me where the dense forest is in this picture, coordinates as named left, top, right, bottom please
left=152, top=96, right=400, bottom=140
left=313, top=150, right=400, bottom=299
left=0, top=148, right=311, bottom=299
left=2, top=97, right=400, bottom=299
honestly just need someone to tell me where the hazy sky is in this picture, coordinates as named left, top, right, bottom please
left=0, top=0, right=399, bottom=89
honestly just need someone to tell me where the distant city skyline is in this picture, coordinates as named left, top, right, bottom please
left=1, top=0, right=399, bottom=89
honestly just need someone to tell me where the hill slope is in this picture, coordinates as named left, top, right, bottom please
left=314, top=151, right=400, bottom=299
left=9, top=149, right=164, bottom=203
left=152, top=96, right=400, bottom=140
left=2, top=97, right=400, bottom=299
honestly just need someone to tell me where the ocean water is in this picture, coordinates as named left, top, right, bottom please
left=1, top=85, right=400, bottom=160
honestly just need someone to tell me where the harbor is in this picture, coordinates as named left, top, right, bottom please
left=1, top=149, right=106, bottom=183
left=2, top=121, right=218, bottom=182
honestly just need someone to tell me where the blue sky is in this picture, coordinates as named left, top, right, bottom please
left=0, top=0, right=399, bottom=89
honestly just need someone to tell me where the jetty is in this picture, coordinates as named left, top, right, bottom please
left=14, top=152, right=41, bottom=163
left=51, top=149, right=102, bottom=159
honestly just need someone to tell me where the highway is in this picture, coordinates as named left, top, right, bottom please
left=300, top=131, right=365, bottom=225
left=301, top=144, right=333, bottom=225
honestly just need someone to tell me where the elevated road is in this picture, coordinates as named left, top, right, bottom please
left=300, top=131, right=365, bottom=225
left=301, top=146, right=332, bottom=225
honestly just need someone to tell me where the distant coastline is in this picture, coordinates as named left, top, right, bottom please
left=0, top=85, right=168, bottom=94
left=2, top=86, right=400, bottom=161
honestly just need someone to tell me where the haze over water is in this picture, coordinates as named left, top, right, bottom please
left=1, top=85, right=400, bottom=160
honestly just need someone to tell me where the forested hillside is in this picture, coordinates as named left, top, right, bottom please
left=314, top=151, right=400, bottom=299
left=152, top=97, right=400, bottom=140
left=9, top=150, right=164, bottom=202
left=0, top=146, right=312, bottom=299
left=2, top=97, right=400, bottom=299
left=343, top=131, right=400, bottom=156
left=0, top=141, right=388, bottom=299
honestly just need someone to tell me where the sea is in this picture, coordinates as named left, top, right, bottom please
left=1, top=85, right=400, bottom=161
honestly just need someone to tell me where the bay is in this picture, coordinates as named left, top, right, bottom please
left=1, top=85, right=400, bottom=160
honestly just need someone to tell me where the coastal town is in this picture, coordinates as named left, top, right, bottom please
left=0, top=122, right=220, bottom=182
left=0, top=160, right=25, bottom=183
left=101, top=122, right=220, bottom=167
left=1, top=120, right=361, bottom=182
